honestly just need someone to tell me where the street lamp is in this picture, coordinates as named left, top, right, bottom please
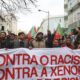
left=38, top=9, right=50, bottom=30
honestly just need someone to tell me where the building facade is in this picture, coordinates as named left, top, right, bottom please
left=68, top=0, right=80, bottom=28
left=64, top=0, right=68, bottom=28
left=0, top=15, right=7, bottom=32
left=38, top=17, right=64, bottom=35
left=0, top=14, right=17, bottom=34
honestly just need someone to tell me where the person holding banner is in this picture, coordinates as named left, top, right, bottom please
left=14, top=32, right=29, bottom=48
left=65, top=38, right=75, bottom=49
left=53, top=39, right=61, bottom=47
left=78, top=44, right=80, bottom=49
left=0, top=32, right=7, bottom=48
left=32, top=32, right=46, bottom=48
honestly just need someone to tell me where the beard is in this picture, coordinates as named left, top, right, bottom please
left=36, top=37, right=43, bottom=41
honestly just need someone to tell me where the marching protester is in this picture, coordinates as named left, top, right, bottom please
left=46, top=30, right=53, bottom=48
left=0, top=27, right=80, bottom=49
left=31, top=32, right=45, bottom=48
left=65, top=38, right=74, bottom=49
left=60, top=40, right=66, bottom=47
left=70, top=30, right=77, bottom=44
left=0, top=32, right=7, bottom=48
left=74, top=27, right=80, bottom=49
left=52, top=39, right=61, bottom=47
left=14, top=32, right=29, bottom=48
left=78, top=44, right=80, bottom=49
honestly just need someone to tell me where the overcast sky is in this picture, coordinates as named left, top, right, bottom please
left=17, top=0, right=64, bottom=33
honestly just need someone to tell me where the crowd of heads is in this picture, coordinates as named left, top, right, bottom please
left=0, top=27, right=80, bottom=49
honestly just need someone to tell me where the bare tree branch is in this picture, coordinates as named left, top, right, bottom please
left=0, top=0, right=37, bottom=14
left=0, top=0, right=37, bottom=24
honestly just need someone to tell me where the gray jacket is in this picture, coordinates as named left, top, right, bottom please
left=14, top=39, right=29, bottom=48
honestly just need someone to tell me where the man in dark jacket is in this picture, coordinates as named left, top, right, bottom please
left=6, top=33, right=16, bottom=48
left=0, top=32, right=7, bottom=48
left=14, top=32, right=29, bottom=48
left=46, top=30, right=53, bottom=48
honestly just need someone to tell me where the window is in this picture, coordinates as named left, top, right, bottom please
left=1, top=26, right=4, bottom=31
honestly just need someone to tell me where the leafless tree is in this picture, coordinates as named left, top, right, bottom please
left=0, top=0, right=37, bottom=14
left=0, top=0, right=37, bottom=32
left=0, top=0, right=37, bottom=22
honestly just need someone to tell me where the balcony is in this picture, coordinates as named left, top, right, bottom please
left=64, top=0, right=68, bottom=5
left=64, top=0, right=68, bottom=8
left=68, top=0, right=80, bottom=12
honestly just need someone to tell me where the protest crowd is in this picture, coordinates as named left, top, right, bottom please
left=0, top=27, right=80, bottom=49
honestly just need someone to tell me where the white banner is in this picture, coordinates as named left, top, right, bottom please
left=0, top=47, right=80, bottom=80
